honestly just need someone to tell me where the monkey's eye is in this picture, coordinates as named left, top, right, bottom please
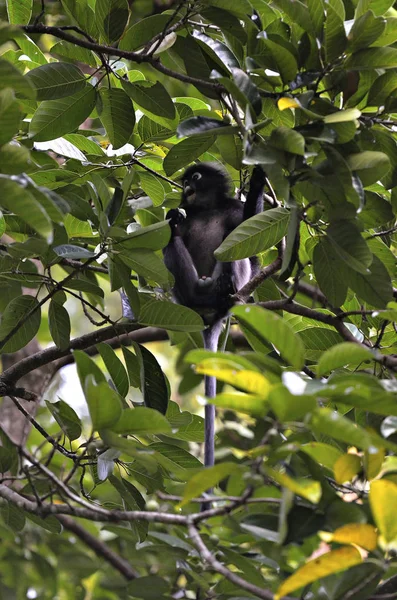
left=192, top=172, right=202, bottom=181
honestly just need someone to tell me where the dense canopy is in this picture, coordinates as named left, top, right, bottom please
left=0, top=0, right=397, bottom=598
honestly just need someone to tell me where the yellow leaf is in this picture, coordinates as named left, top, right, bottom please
left=370, top=479, right=397, bottom=547
left=209, top=391, right=268, bottom=416
left=265, top=467, right=321, bottom=504
left=319, top=523, right=377, bottom=551
left=195, top=365, right=270, bottom=396
left=275, top=547, right=362, bottom=599
left=334, top=453, right=361, bottom=484
left=278, top=97, right=300, bottom=111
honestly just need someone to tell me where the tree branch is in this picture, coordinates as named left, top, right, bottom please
left=22, top=24, right=224, bottom=93
left=188, top=522, right=284, bottom=600
left=56, top=514, right=138, bottom=580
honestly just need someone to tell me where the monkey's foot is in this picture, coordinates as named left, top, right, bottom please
left=198, top=276, right=213, bottom=288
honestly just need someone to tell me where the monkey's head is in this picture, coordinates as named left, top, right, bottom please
left=181, top=163, right=232, bottom=208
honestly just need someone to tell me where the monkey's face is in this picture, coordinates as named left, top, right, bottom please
left=181, top=163, right=231, bottom=207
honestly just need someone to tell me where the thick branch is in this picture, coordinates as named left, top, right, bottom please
left=233, top=256, right=283, bottom=302
left=57, top=514, right=138, bottom=580
left=23, top=24, right=224, bottom=93
left=0, top=484, right=188, bottom=524
left=0, top=321, right=142, bottom=384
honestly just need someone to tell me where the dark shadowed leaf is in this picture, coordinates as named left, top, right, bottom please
left=45, top=400, right=82, bottom=441
left=48, top=300, right=71, bottom=351
left=96, top=0, right=129, bottom=44
left=25, top=63, right=86, bottom=100
left=98, top=88, right=135, bottom=149
left=177, top=116, right=234, bottom=138
left=29, top=85, right=96, bottom=141
left=163, top=134, right=215, bottom=175
left=0, top=295, right=41, bottom=353
left=132, top=342, right=169, bottom=414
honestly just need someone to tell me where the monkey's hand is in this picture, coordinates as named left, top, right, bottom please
left=250, top=165, right=266, bottom=190
left=166, top=208, right=185, bottom=237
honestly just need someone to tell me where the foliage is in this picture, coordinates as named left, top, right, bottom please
left=0, top=0, right=396, bottom=598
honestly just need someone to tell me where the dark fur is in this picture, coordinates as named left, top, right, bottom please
left=163, top=163, right=265, bottom=480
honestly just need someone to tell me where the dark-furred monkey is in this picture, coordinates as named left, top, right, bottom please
left=163, top=163, right=265, bottom=472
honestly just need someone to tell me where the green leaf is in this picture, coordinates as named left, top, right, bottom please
left=29, top=85, right=96, bottom=142
left=0, top=143, right=31, bottom=175
left=317, top=343, right=374, bottom=376
left=97, top=342, right=129, bottom=398
left=48, top=300, right=71, bottom=351
left=25, top=63, right=86, bottom=100
left=0, top=295, right=41, bottom=353
left=138, top=172, right=165, bottom=207
left=313, top=238, right=348, bottom=306
left=298, top=328, right=343, bottom=362
left=74, top=349, right=106, bottom=390
left=121, top=346, right=141, bottom=388
left=215, top=207, right=289, bottom=261
left=180, top=462, right=239, bottom=506
left=137, top=115, right=173, bottom=142
left=326, top=220, right=372, bottom=274
left=232, top=305, right=305, bottom=370
left=6, top=0, right=32, bottom=24
left=346, top=47, right=397, bottom=69
left=85, top=378, right=123, bottom=430
left=98, top=88, right=135, bottom=149
left=273, top=0, right=314, bottom=32
left=139, top=300, right=205, bottom=333
left=132, top=342, right=169, bottom=414
left=45, top=399, right=82, bottom=441
left=257, top=38, right=298, bottom=84
left=347, top=10, right=386, bottom=51
left=323, top=108, right=361, bottom=123
left=0, top=176, right=52, bottom=240
left=64, top=278, right=104, bottom=298
left=269, top=127, right=305, bottom=155
left=307, top=0, right=325, bottom=35
left=122, top=80, right=175, bottom=121
left=268, top=386, right=316, bottom=421
left=325, top=4, right=347, bottom=62
left=311, top=407, right=383, bottom=450
left=300, top=442, right=343, bottom=471
left=347, top=151, right=390, bottom=186
left=0, top=89, right=22, bottom=146
left=347, top=254, right=393, bottom=308
left=0, top=58, right=36, bottom=99
left=149, top=442, right=202, bottom=473
left=119, top=14, right=173, bottom=51
left=368, top=71, right=397, bottom=107
left=119, top=248, right=170, bottom=285
left=96, top=0, right=129, bottom=44
left=111, top=407, right=172, bottom=435
left=163, top=134, right=215, bottom=176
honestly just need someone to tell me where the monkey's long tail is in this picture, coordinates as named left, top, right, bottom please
left=202, top=321, right=223, bottom=510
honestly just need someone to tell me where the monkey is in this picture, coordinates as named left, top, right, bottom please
left=163, top=162, right=266, bottom=475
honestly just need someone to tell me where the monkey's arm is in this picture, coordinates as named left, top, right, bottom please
left=243, top=165, right=265, bottom=220
left=163, top=209, right=203, bottom=305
